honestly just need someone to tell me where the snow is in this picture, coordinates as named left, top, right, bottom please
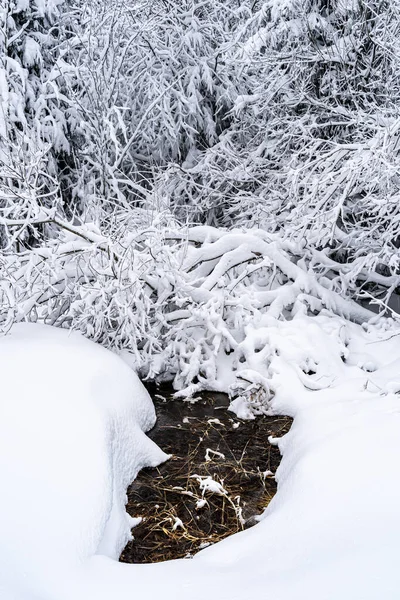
left=23, top=37, right=41, bottom=67
left=0, top=324, right=168, bottom=600
left=191, top=474, right=228, bottom=496
left=2, top=318, right=400, bottom=599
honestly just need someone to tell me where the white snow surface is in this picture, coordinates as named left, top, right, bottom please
left=0, top=324, right=168, bottom=600
left=2, top=318, right=400, bottom=599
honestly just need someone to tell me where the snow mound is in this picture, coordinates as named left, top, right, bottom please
left=0, top=324, right=168, bottom=599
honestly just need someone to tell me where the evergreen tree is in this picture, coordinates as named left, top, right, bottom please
left=0, top=0, right=78, bottom=248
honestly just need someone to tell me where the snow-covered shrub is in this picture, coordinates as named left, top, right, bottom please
left=155, top=0, right=400, bottom=301
left=55, top=0, right=245, bottom=230
left=2, top=0, right=400, bottom=417
left=5, top=0, right=399, bottom=301
left=1, top=213, right=379, bottom=416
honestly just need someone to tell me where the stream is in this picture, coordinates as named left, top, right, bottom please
left=120, top=386, right=292, bottom=564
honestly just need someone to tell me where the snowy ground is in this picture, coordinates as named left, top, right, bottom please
left=1, top=318, right=400, bottom=599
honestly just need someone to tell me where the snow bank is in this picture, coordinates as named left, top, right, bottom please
left=2, top=318, right=400, bottom=600
left=196, top=315, right=400, bottom=599
left=0, top=324, right=168, bottom=600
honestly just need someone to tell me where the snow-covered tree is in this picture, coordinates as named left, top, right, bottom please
left=59, top=0, right=244, bottom=232
left=0, top=0, right=79, bottom=249
left=157, top=0, right=400, bottom=303
left=3, top=0, right=400, bottom=410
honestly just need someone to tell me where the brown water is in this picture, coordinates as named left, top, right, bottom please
left=120, top=386, right=292, bottom=564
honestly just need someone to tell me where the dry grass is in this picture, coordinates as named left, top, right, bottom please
left=120, top=390, right=292, bottom=564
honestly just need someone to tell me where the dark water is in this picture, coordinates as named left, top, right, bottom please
left=120, top=386, right=292, bottom=564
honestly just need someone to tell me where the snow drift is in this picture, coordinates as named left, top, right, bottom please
left=0, top=324, right=168, bottom=599
left=2, top=319, right=400, bottom=600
